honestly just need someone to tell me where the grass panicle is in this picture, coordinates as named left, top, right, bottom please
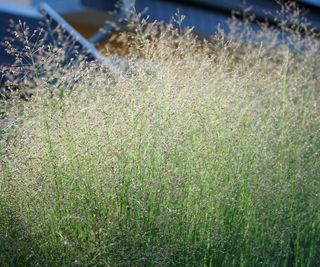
left=0, top=3, right=320, bottom=266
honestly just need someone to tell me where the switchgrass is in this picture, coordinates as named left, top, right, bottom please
left=1, top=8, right=320, bottom=267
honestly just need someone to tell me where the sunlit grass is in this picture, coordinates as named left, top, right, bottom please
left=1, top=8, right=320, bottom=266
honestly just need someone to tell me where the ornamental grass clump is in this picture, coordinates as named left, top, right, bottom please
left=1, top=5, right=320, bottom=267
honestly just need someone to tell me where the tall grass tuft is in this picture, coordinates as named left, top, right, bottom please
left=1, top=5, right=320, bottom=266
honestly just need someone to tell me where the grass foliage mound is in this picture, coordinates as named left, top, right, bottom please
left=1, top=9, right=320, bottom=266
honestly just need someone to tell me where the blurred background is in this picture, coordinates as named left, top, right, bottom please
left=1, top=0, right=320, bottom=64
